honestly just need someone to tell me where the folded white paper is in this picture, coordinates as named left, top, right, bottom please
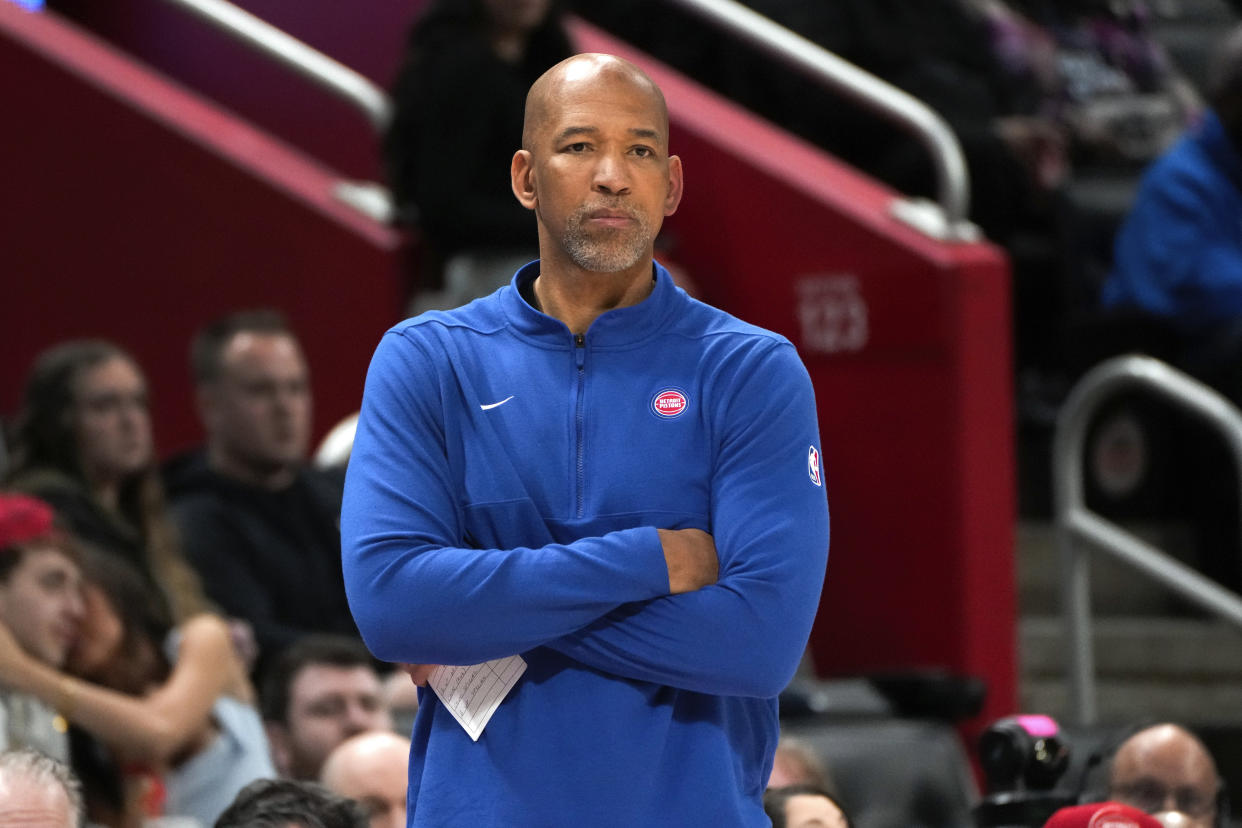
left=429, top=655, right=526, bottom=741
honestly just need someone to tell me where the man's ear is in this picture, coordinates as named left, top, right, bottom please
left=511, top=149, right=537, bottom=210
left=664, top=155, right=684, bottom=217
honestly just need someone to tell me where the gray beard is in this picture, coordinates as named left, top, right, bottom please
left=561, top=204, right=652, bottom=273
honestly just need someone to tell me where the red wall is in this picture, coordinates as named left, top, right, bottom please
left=573, top=23, right=1019, bottom=731
left=0, top=4, right=406, bottom=456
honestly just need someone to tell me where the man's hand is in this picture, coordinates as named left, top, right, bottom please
left=657, top=528, right=718, bottom=594
left=401, top=663, right=438, bottom=687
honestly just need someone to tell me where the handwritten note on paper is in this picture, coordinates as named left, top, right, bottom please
left=429, top=655, right=526, bottom=741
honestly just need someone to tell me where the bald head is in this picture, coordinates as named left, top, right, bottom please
left=522, top=53, right=669, bottom=151
left=320, top=731, right=410, bottom=828
left=1108, top=724, right=1219, bottom=826
left=0, top=750, right=82, bottom=828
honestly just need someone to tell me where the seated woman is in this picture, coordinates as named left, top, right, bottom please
left=6, top=340, right=212, bottom=624
left=0, top=548, right=274, bottom=826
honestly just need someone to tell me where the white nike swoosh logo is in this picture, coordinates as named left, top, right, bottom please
left=479, top=396, right=515, bottom=411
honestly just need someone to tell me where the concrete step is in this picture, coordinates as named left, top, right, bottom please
left=1020, top=616, right=1242, bottom=725
left=1022, top=677, right=1242, bottom=727
left=1017, top=520, right=1197, bottom=617
left=1021, top=616, right=1242, bottom=678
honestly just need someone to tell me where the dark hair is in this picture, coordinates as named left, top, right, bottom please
left=10, top=340, right=134, bottom=481
left=8, top=340, right=204, bottom=623
left=75, top=546, right=175, bottom=696
left=764, top=784, right=853, bottom=828
left=0, top=546, right=26, bottom=584
left=190, top=308, right=296, bottom=385
left=214, top=779, right=368, bottom=828
left=0, top=531, right=83, bottom=585
left=259, top=634, right=378, bottom=723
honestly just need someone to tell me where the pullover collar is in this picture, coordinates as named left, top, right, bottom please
left=501, top=259, right=680, bottom=348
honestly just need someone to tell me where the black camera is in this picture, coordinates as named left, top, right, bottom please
left=974, top=715, right=1077, bottom=827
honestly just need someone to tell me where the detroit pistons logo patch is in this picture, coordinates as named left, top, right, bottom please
left=651, top=388, right=688, bottom=419
left=808, top=445, right=822, bottom=486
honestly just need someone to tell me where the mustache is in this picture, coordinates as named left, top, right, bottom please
left=573, top=201, right=642, bottom=220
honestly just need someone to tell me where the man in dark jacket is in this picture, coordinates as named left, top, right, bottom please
left=166, top=310, right=359, bottom=675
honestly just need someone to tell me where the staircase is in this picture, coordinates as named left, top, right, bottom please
left=1018, top=519, right=1242, bottom=723
left=1016, top=519, right=1242, bottom=799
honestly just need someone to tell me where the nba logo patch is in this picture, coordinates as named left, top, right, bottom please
left=651, top=388, right=688, bottom=418
left=807, top=445, right=822, bottom=486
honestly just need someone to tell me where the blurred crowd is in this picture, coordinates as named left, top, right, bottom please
left=0, top=308, right=415, bottom=826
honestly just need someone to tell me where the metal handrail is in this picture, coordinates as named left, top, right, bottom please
left=1052, top=355, right=1242, bottom=725
left=662, top=0, right=975, bottom=241
left=161, top=0, right=391, bottom=131
left=157, top=0, right=975, bottom=235
left=158, top=0, right=394, bottom=221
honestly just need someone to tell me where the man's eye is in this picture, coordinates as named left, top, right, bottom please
left=632, top=147, right=653, bottom=157
left=308, top=700, right=344, bottom=717
left=567, top=142, right=588, bottom=152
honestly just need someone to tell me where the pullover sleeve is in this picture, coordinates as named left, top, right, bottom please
left=340, top=330, right=673, bottom=666
left=546, top=343, right=830, bottom=698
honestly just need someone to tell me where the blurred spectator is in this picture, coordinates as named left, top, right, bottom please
left=764, top=784, right=853, bottom=828
left=991, top=0, right=1202, bottom=353
left=1101, top=23, right=1242, bottom=398
left=784, top=0, right=1197, bottom=373
left=768, top=736, right=835, bottom=793
left=736, top=0, right=1198, bottom=233
left=318, top=731, right=410, bottom=828
left=165, top=310, right=357, bottom=675
left=259, top=635, right=393, bottom=782
left=992, top=0, right=1199, bottom=171
left=6, top=340, right=212, bottom=623
left=1094, top=25, right=1242, bottom=590
left=0, top=548, right=274, bottom=826
left=1107, top=723, right=1222, bottom=828
left=214, top=778, right=368, bottom=828
left=383, top=0, right=573, bottom=310
left=0, top=494, right=84, bottom=763
left=0, top=749, right=83, bottom=828
left=1043, top=801, right=1162, bottom=827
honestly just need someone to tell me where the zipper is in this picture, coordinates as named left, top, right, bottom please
left=574, top=333, right=586, bottom=518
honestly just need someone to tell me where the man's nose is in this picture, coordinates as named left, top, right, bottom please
left=592, top=152, right=630, bottom=195
left=119, top=399, right=146, bottom=428
left=343, top=702, right=377, bottom=732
